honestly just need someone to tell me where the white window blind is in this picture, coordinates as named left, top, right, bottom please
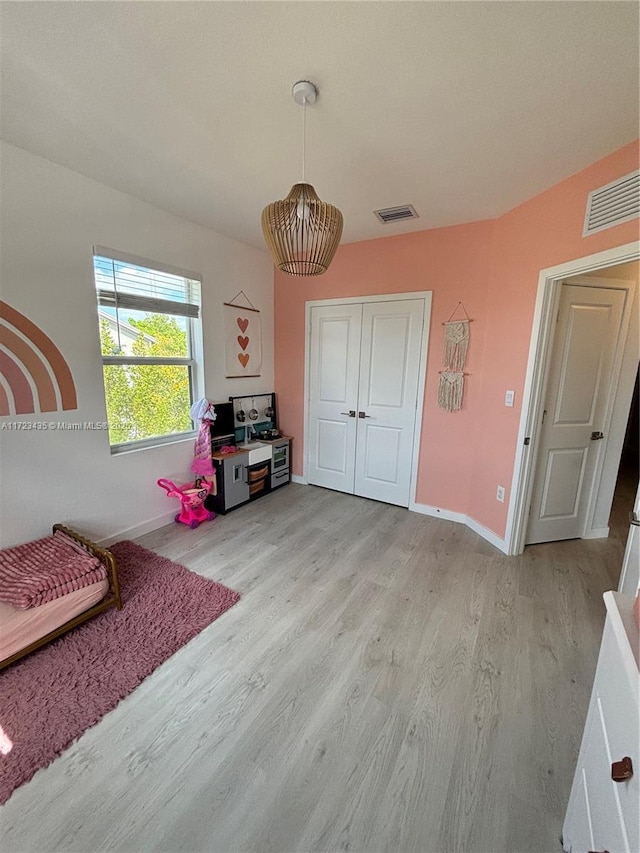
left=94, top=248, right=201, bottom=318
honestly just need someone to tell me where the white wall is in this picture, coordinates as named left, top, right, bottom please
left=0, top=142, right=274, bottom=547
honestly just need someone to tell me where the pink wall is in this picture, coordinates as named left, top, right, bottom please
left=468, top=139, right=639, bottom=534
left=274, top=139, right=639, bottom=537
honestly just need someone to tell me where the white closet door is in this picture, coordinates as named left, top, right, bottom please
left=307, top=303, right=362, bottom=493
left=354, top=299, right=424, bottom=507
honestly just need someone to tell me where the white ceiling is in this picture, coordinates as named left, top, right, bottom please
left=1, top=1, right=638, bottom=250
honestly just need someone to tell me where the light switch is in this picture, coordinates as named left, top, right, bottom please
left=505, top=389, right=515, bottom=407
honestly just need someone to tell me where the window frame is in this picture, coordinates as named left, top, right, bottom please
left=93, top=246, right=204, bottom=454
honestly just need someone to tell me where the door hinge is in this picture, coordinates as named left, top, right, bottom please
left=524, top=437, right=530, bottom=446
left=542, top=409, right=547, bottom=424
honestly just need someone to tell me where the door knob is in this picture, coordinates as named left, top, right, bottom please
left=590, top=431, right=604, bottom=440
left=611, top=756, right=633, bottom=782
left=629, top=511, right=640, bottom=527
left=358, top=412, right=371, bottom=418
left=340, top=410, right=356, bottom=417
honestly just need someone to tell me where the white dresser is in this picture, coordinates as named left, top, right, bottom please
left=562, top=591, right=640, bottom=853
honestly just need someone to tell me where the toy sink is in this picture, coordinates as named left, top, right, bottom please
left=237, top=442, right=272, bottom=465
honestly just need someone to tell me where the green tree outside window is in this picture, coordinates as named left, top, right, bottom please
left=100, top=315, right=192, bottom=445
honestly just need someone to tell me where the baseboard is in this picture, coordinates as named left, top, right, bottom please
left=464, top=515, right=508, bottom=553
left=291, top=474, right=308, bottom=485
left=582, top=526, right=610, bottom=540
left=98, top=510, right=176, bottom=547
left=410, top=502, right=508, bottom=553
left=409, top=502, right=467, bottom=525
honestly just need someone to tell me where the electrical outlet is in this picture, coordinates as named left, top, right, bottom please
left=505, top=389, right=515, bottom=407
left=496, top=485, right=505, bottom=503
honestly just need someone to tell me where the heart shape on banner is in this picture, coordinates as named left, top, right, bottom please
left=237, top=318, right=249, bottom=333
left=237, top=335, right=249, bottom=351
left=237, top=353, right=250, bottom=368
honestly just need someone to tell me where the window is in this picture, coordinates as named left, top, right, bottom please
left=93, top=247, right=203, bottom=451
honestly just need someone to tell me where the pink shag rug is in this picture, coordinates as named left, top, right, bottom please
left=0, top=540, right=240, bottom=804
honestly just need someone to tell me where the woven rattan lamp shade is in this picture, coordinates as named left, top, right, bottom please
left=262, top=182, right=344, bottom=277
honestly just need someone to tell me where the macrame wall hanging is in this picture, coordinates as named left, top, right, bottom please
left=438, top=302, right=472, bottom=412
left=438, top=370, right=465, bottom=413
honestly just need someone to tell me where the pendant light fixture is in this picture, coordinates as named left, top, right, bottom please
left=262, top=81, right=344, bottom=277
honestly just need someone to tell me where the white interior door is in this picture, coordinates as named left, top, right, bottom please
left=618, top=480, right=640, bottom=594
left=307, top=303, right=362, bottom=493
left=307, top=297, right=425, bottom=508
left=527, top=284, right=628, bottom=544
left=354, top=300, right=424, bottom=506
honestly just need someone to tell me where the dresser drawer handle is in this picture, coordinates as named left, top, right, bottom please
left=611, top=756, right=633, bottom=782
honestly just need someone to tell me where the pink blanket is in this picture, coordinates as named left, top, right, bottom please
left=0, top=530, right=107, bottom=610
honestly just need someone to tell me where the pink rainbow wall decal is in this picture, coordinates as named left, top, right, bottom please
left=0, top=301, right=78, bottom=416
left=0, top=350, right=34, bottom=414
left=0, top=383, right=9, bottom=416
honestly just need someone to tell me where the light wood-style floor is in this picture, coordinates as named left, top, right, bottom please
left=2, top=480, right=632, bottom=853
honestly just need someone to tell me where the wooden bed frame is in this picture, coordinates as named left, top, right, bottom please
left=0, top=524, right=122, bottom=670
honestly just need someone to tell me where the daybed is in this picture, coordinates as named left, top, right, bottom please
left=0, top=524, right=121, bottom=669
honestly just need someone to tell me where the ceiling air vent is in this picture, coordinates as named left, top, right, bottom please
left=374, top=204, right=419, bottom=224
left=583, top=170, right=639, bottom=237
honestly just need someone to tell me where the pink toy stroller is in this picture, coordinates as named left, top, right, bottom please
left=157, top=478, right=216, bottom=529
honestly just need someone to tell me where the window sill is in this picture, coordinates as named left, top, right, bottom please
left=110, top=430, right=196, bottom=455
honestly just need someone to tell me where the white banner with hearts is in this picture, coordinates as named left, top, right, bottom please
left=224, top=300, right=262, bottom=377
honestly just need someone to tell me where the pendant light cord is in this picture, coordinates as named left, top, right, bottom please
left=302, top=95, right=306, bottom=183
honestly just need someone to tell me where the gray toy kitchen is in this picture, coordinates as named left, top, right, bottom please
left=204, top=393, right=291, bottom=515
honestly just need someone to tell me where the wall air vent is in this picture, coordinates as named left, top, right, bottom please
left=374, top=204, right=419, bottom=224
left=583, top=170, right=639, bottom=237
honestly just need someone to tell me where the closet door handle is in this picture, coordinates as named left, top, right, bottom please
left=340, top=410, right=356, bottom=417
left=630, top=511, right=640, bottom=527
left=358, top=412, right=371, bottom=418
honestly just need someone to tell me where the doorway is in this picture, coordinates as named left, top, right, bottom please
left=609, top=366, right=639, bottom=546
left=612, top=366, right=640, bottom=593
left=506, top=242, right=639, bottom=555
left=304, top=292, right=431, bottom=508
